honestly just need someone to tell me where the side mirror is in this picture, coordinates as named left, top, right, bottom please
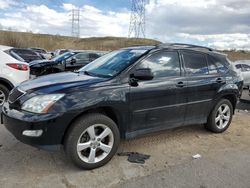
left=132, top=68, right=154, bottom=81
left=70, top=58, right=76, bottom=65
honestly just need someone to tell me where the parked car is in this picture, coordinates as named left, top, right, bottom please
left=29, top=47, right=53, bottom=60
left=0, top=45, right=29, bottom=106
left=6, top=48, right=43, bottom=63
left=2, top=43, right=243, bottom=169
left=29, top=50, right=106, bottom=77
left=234, top=60, right=250, bottom=88
left=53, top=49, right=71, bottom=57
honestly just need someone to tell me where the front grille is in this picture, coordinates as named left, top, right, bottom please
left=8, top=87, right=25, bottom=103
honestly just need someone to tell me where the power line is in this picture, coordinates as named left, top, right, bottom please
left=128, top=0, right=147, bottom=38
left=71, top=8, right=80, bottom=38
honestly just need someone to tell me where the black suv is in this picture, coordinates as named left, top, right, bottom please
left=2, top=43, right=243, bottom=169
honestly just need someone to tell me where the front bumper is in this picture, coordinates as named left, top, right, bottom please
left=2, top=102, right=75, bottom=150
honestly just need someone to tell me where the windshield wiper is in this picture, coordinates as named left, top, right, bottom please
left=83, top=70, right=111, bottom=78
left=83, top=70, right=100, bottom=77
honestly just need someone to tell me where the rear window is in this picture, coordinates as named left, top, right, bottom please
left=9, top=49, right=42, bottom=62
left=4, top=49, right=24, bottom=62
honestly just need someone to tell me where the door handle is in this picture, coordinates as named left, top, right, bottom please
left=216, top=77, right=224, bottom=83
left=176, top=81, right=185, bottom=88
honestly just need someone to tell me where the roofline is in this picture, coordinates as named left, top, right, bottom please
left=0, top=45, right=13, bottom=51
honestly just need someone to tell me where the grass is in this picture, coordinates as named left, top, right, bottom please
left=0, top=30, right=250, bottom=61
left=0, top=30, right=160, bottom=51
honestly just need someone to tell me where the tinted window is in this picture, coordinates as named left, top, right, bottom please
left=9, top=49, right=42, bottom=62
left=208, top=56, right=228, bottom=74
left=75, top=53, right=89, bottom=60
left=89, top=53, right=100, bottom=60
left=183, top=52, right=208, bottom=75
left=235, top=64, right=242, bottom=70
left=138, top=51, right=180, bottom=78
left=242, top=64, right=250, bottom=72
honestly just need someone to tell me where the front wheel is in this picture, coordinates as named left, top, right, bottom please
left=205, top=99, right=233, bottom=133
left=64, top=113, right=120, bottom=169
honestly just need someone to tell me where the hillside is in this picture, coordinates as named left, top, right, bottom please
left=0, top=30, right=160, bottom=51
left=0, top=30, right=249, bottom=61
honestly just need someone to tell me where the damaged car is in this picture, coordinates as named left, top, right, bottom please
left=29, top=50, right=106, bottom=77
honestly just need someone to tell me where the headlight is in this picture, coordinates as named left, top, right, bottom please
left=21, top=94, right=65, bottom=114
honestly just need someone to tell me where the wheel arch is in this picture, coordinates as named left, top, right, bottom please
left=61, top=106, right=125, bottom=144
left=222, top=94, right=237, bottom=112
left=0, top=77, right=14, bottom=91
left=210, top=93, right=237, bottom=117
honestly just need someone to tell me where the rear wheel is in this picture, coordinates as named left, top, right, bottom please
left=64, top=113, right=120, bottom=169
left=0, top=84, right=10, bottom=106
left=205, top=99, right=233, bottom=133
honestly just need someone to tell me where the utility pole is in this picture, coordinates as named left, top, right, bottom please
left=71, top=8, right=80, bottom=38
left=128, top=0, right=147, bottom=38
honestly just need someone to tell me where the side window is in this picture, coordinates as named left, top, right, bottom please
left=207, top=55, right=228, bottom=74
left=235, top=64, right=242, bottom=70
left=89, top=53, right=100, bottom=61
left=75, top=53, right=89, bottom=62
left=183, top=51, right=208, bottom=75
left=66, top=53, right=89, bottom=65
left=242, top=64, right=250, bottom=72
left=138, top=51, right=181, bottom=78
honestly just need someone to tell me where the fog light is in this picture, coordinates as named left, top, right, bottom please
left=22, top=130, right=43, bottom=137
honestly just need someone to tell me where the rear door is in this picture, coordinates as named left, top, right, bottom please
left=181, top=51, right=227, bottom=124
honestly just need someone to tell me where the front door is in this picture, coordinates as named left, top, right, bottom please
left=129, top=50, right=188, bottom=133
left=65, top=53, right=90, bottom=71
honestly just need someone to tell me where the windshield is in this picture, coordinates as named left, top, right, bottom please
left=79, top=49, right=148, bottom=77
left=52, top=51, right=75, bottom=61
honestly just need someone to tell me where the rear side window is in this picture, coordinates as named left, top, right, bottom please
left=182, top=51, right=208, bottom=75
left=207, top=55, right=228, bottom=74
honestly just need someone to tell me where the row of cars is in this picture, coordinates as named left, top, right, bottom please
left=0, top=45, right=106, bottom=105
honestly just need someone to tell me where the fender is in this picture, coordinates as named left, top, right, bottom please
left=217, top=83, right=240, bottom=99
left=0, top=77, right=14, bottom=89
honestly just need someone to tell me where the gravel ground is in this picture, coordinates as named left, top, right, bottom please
left=0, top=98, right=250, bottom=188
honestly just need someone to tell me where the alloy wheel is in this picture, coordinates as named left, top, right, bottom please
left=77, top=124, right=114, bottom=164
left=0, top=90, right=6, bottom=106
left=215, top=104, right=231, bottom=129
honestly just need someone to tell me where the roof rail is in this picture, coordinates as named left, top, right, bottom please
left=158, top=43, right=214, bottom=51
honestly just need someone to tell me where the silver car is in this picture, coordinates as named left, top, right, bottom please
left=234, top=60, right=250, bottom=88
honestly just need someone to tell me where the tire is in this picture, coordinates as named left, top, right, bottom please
left=205, top=99, right=233, bottom=133
left=0, top=84, right=10, bottom=106
left=64, top=113, right=120, bottom=170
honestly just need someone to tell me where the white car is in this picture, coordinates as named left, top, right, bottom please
left=234, top=60, right=250, bottom=88
left=0, top=45, right=30, bottom=106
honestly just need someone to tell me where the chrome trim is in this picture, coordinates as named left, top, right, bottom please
left=134, top=99, right=212, bottom=113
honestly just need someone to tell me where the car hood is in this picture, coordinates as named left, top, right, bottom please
left=19, top=72, right=107, bottom=92
left=29, top=59, right=58, bottom=67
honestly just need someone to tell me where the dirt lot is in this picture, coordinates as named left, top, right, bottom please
left=0, top=98, right=250, bottom=188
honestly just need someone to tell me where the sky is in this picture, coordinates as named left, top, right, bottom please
left=0, top=0, right=250, bottom=49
